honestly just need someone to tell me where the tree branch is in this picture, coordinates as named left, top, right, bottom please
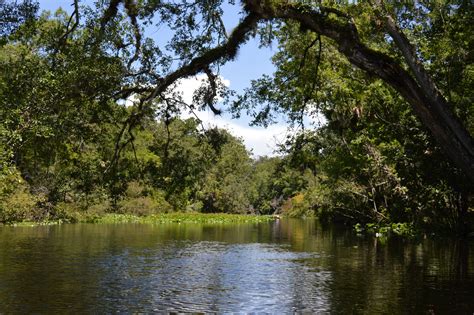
left=123, top=0, right=142, bottom=69
left=203, top=66, right=222, bottom=115
left=59, top=0, right=80, bottom=44
left=100, top=0, right=121, bottom=30
left=106, top=12, right=260, bottom=170
left=145, top=12, right=260, bottom=102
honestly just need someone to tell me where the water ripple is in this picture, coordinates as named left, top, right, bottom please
left=95, top=241, right=331, bottom=313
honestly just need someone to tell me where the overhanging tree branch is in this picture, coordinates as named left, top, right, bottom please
left=243, top=0, right=474, bottom=182
left=144, top=12, right=260, bottom=102
left=107, top=12, right=260, bottom=169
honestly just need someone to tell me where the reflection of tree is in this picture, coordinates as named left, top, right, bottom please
left=267, top=219, right=474, bottom=313
left=323, top=235, right=474, bottom=314
left=0, top=225, right=108, bottom=312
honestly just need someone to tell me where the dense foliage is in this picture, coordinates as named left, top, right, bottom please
left=0, top=0, right=472, bottom=234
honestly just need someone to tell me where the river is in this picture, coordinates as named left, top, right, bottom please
left=0, top=219, right=473, bottom=313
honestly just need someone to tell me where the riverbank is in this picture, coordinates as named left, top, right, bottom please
left=3, top=212, right=276, bottom=227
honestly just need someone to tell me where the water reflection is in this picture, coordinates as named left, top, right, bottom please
left=0, top=220, right=473, bottom=313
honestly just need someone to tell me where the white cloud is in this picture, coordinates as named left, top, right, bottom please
left=119, top=74, right=324, bottom=157
left=176, top=75, right=288, bottom=157
left=119, top=93, right=139, bottom=107
left=197, top=113, right=288, bottom=157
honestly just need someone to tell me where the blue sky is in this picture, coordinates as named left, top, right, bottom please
left=37, top=0, right=292, bottom=156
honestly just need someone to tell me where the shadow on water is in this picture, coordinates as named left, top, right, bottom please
left=0, top=219, right=473, bottom=313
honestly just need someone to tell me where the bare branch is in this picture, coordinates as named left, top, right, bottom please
left=124, top=0, right=142, bottom=69
left=59, top=0, right=80, bottom=44
left=203, top=66, right=222, bottom=115
left=100, top=0, right=121, bottom=30
left=160, top=94, right=207, bottom=132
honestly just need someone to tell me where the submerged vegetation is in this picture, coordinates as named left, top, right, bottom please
left=0, top=1, right=472, bottom=235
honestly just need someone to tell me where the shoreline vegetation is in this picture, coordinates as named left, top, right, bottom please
left=4, top=212, right=276, bottom=227
left=1, top=212, right=414, bottom=239
left=3, top=212, right=443, bottom=240
left=0, top=210, right=418, bottom=239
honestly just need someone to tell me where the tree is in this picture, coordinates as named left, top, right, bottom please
left=0, top=6, right=135, bottom=221
left=91, top=0, right=473, bottom=183
left=198, top=128, right=254, bottom=213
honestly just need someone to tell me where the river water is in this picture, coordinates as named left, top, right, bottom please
left=0, top=219, right=473, bottom=313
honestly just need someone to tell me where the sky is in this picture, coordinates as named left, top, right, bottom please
left=36, top=0, right=301, bottom=156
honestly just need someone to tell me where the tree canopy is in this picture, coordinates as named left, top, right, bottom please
left=75, top=0, right=473, bottom=182
left=0, top=0, right=472, bottom=234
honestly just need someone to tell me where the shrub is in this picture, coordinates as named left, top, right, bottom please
left=0, top=168, right=37, bottom=223
left=117, top=181, right=172, bottom=216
